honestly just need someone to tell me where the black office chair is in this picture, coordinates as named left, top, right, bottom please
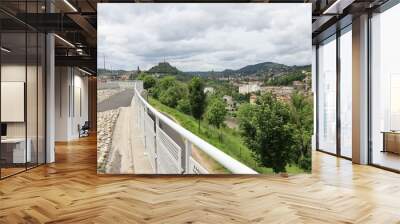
left=79, top=121, right=90, bottom=138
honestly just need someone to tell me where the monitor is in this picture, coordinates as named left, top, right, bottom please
left=1, top=123, right=7, bottom=137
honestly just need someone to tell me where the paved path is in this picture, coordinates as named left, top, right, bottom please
left=105, top=101, right=153, bottom=174
left=130, top=102, right=154, bottom=174
left=97, top=89, right=135, bottom=112
left=106, top=107, right=135, bottom=174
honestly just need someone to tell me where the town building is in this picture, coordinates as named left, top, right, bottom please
left=204, top=87, right=215, bottom=94
left=249, top=94, right=257, bottom=104
left=222, top=95, right=236, bottom=112
left=238, top=82, right=261, bottom=94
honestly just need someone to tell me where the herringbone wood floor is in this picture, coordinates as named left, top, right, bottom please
left=1, top=136, right=400, bottom=224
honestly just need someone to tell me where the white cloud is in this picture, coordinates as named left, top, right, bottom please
left=98, top=3, right=311, bottom=71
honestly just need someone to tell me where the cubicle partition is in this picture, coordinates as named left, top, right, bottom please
left=0, top=1, right=46, bottom=179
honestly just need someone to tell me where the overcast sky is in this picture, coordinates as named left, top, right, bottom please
left=98, top=4, right=311, bottom=72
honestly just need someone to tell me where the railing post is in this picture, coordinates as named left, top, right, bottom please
left=143, top=106, right=147, bottom=149
left=182, top=139, right=192, bottom=174
left=138, top=99, right=141, bottom=128
left=136, top=96, right=139, bottom=128
left=154, top=116, right=159, bottom=173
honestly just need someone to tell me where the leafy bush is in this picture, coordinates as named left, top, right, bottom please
left=152, top=76, right=178, bottom=99
left=142, top=75, right=156, bottom=89
left=298, top=155, right=311, bottom=171
left=177, top=98, right=191, bottom=115
left=159, top=82, right=187, bottom=108
left=288, top=92, right=313, bottom=172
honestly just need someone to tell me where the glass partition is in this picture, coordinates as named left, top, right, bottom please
left=339, top=27, right=352, bottom=158
left=1, top=31, right=28, bottom=177
left=0, top=2, right=46, bottom=179
left=371, top=3, right=400, bottom=171
left=27, top=30, right=38, bottom=169
left=317, top=35, right=337, bottom=154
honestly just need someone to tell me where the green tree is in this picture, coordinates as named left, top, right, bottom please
left=159, top=82, right=187, bottom=108
left=265, top=72, right=306, bottom=86
left=137, top=72, right=149, bottom=80
left=142, top=75, right=157, bottom=89
left=188, top=77, right=206, bottom=132
left=289, top=92, right=313, bottom=172
left=236, top=103, right=257, bottom=136
left=177, top=98, right=191, bottom=115
left=234, top=93, right=250, bottom=104
left=237, top=93, right=294, bottom=173
left=205, top=98, right=227, bottom=141
left=152, top=76, right=178, bottom=99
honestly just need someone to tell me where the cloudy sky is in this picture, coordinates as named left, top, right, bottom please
left=98, top=4, right=311, bottom=72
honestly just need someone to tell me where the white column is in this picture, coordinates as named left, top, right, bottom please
left=45, top=0, right=55, bottom=163
left=46, top=33, right=55, bottom=163
left=54, top=67, right=73, bottom=141
left=352, top=14, right=369, bottom=164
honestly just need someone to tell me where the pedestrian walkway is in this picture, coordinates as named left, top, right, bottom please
left=105, top=95, right=153, bottom=174
left=130, top=100, right=154, bottom=174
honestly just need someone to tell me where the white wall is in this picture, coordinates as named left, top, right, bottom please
left=71, top=73, right=89, bottom=138
left=1, top=63, right=46, bottom=164
left=55, top=66, right=69, bottom=141
left=55, top=67, right=89, bottom=141
left=1, top=65, right=26, bottom=134
left=1, top=64, right=29, bottom=138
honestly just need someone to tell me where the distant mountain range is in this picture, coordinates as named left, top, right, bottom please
left=98, top=68, right=132, bottom=76
left=186, top=62, right=310, bottom=78
left=98, top=61, right=311, bottom=78
left=228, top=62, right=291, bottom=76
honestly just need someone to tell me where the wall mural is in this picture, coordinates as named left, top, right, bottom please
left=97, top=3, right=313, bottom=175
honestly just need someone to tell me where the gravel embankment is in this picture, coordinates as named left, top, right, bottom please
left=97, top=108, right=120, bottom=172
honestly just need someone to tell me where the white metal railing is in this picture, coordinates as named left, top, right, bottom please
left=134, top=81, right=258, bottom=174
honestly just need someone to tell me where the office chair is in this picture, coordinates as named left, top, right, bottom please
left=79, top=121, right=90, bottom=138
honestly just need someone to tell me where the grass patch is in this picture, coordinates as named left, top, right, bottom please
left=149, top=97, right=305, bottom=174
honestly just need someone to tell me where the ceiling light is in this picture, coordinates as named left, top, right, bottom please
left=76, top=48, right=84, bottom=55
left=54, top=34, right=75, bottom=48
left=1, top=47, right=11, bottom=53
left=63, top=0, right=78, bottom=12
left=78, top=68, right=92, bottom=76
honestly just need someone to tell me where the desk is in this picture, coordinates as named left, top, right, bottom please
left=382, top=131, right=400, bottom=154
left=1, top=138, right=31, bottom=163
